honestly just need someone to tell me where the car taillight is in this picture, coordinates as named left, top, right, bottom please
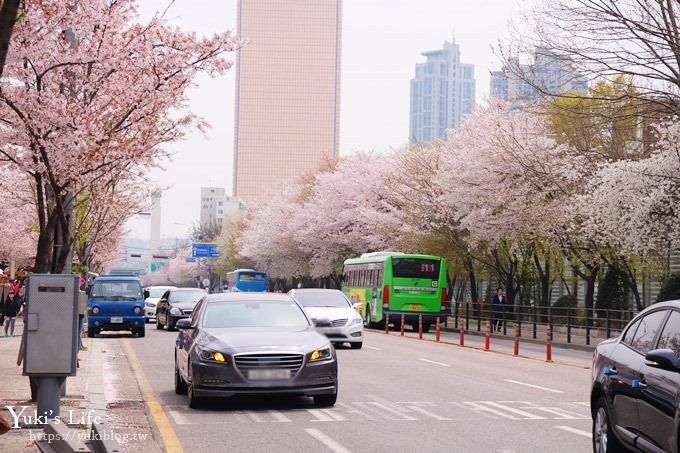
left=441, top=287, right=447, bottom=310
left=383, top=285, right=389, bottom=309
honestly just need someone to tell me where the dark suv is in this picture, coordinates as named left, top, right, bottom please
left=591, top=300, right=680, bottom=453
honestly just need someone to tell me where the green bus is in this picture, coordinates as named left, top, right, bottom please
left=342, top=252, right=448, bottom=332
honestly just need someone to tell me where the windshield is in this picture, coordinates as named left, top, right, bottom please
left=294, top=291, right=350, bottom=308
left=169, top=290, right=206, bottom=303
left=392, top=258, right=440, bottom=280
left=148, top=287, right=170, bottom=298
left=91, top=280, right=143, bottom=300
left=203, top=301, right=310, bottom=329
left=239, top=272, right=266, bottom=282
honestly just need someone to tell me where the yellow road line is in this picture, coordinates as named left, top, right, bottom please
left=121, top=338, right=184, bottom=453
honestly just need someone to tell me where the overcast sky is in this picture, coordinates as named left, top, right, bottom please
left=127, top=0, right=527, bottom=240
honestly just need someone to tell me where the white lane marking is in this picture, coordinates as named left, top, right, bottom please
left=460, top=402, right=517, bottom=419
left=367, top=402, right=417, bottom=421
left=504, top=379, right=564, bottom=394
left=481, top=402, right=546, bottom=419
left=322, top=409, right=346, bottom=421
left=308, top=409, right=335, bottom=422
left=168, top=410, right=189, bottom=425
left=267, top=410, right=292, bottom=422
left=418, top=358, right=450, bottom=367
left=407, top=405, right=451, bottom=421
left=248, top=412, right=266, bottom=422
left=526, top=407, right=589, bottom=420
left=305, top=428, right=354, bottom=453
left=555, top=425, right=592, bottom=438
left=337, top=402, right=377, bottom=421
left=363, top=345, right=381, bottom=350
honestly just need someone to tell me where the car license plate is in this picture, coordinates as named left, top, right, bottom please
left=408, top=304, right=421, bottom=311
left=110, top=317, right=123, bottom=323
left=248, top=369, right=291, bottom=380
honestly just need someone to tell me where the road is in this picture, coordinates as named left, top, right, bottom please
left=117, top=326, right=594, bottom=453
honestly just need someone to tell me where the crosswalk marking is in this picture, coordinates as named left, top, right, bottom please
left=480, top=402, right=546, bottom=419
left=555, top=425, right=592, bottom=438
left=308, top=408, right=336, bottom=422
left=163, top=400, right=592, bottom=425
left=267, top=410, right=292, bottom=422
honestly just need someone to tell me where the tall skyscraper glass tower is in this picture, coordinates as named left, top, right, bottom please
left=409, top=38, right=475, bottom=143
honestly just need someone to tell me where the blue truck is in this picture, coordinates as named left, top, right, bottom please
left=87, top=275, right=147, bottom=338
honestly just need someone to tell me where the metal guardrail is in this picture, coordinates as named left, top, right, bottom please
left=448, top=302, right=634, bottom=346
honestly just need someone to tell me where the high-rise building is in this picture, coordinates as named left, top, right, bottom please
left=200, top=187, right=243, bottom=231
left=490, top=51, right=588, bottom=102
left=409, top=38, right=475, bottom=143
left=233, top=0, right=342, bottom=204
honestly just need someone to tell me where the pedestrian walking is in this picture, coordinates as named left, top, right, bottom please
left=3, top=290, right=20, bottom=337
left=491, top=287, right=506, bottom=332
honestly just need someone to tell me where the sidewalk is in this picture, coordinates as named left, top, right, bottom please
left=0, top=322, right=162, bottom=452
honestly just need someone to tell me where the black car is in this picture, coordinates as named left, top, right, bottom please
left=156, top=288, right=207, bottom=331
left=174, top=292, right=338, bottom=409
left=591, top=300, right=680, bottom=453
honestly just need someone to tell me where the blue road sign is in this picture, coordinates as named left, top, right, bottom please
left=186, top=257, right=197, bottom=263
left=192, top=243, right=218, bottom=258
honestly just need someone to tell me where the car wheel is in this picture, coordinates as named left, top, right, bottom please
left=593, top=397, right=625, bottom=453
left=313, top=392, right=337, bottom=407
left=350, top=342, right=363, bottom=350
left=175, top=354, right=187, bottom=395
left=137, top=326, right=145, bottom=338
left=156, top=317, right=163, bottom=330
left=187, top=362, right=203, bottom=409
left=422, top=322, right=432, bottom=333
left=166, top=317, right=176, bottom=332
left=87, top=325, right=96, bottom=338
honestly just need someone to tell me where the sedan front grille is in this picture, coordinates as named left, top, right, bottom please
left=330, top=318, right=348, bottom=327
left=234, top=353, right=304, bottom=373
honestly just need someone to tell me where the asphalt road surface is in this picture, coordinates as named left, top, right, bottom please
left=124, top=326, right=594, bottom=453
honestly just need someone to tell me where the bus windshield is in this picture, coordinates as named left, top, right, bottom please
left=392, top=258, right=440, bottom=279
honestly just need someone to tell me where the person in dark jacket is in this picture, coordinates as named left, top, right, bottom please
left=3, top=290, right=20, bottom=337
left=491, top=287, right=506, bottom=332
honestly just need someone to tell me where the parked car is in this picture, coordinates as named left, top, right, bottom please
left=144, top=285, right=176, bottom=323
left=288, top=288, right=363, bottom=349
left=87, top=275, right=146, bottom=337
left=174, top=292, right=337, bottom=409
left=591, top=300, right=680, bottom=453
left=156, top=288, right=207, bottom=331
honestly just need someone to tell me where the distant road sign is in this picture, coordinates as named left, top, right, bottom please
left=204, top=262, right=214, bottom=268
left=202, top=278, right=210, bottom=288
left=192, top=243, right=219, bottom=258
left=186, top=257, right=197, bottom=263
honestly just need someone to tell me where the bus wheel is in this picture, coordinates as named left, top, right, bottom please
left=422, top=322, right=432, bottom=333
left=364, top=306, right=372, bottom=328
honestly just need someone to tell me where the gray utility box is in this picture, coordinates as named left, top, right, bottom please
left=23, top=274, right=79, bottom=376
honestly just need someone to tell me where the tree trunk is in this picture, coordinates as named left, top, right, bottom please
left=0, top=0, right=21, bottom=79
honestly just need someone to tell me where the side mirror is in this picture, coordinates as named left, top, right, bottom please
left=352, top=303, right=362, bottom=311
left=143, top=289, right=150, bottom=299
left=645, top=349, right=680, bottom=372
left=176, top=319, right=193, bottom=330
left=314, top=318, right=331, bottom=328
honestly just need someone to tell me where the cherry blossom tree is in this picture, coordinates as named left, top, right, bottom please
left=141, top=249, right=196, bottom=287
left=290, top=151, right=399, bottom=281
left=579, top=121, right=680, bottom=257
left=0, top=163, right=38, bottom=265
left=0, top=0, right=239, bottom=272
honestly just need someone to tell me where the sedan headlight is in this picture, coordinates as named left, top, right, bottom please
left=170, top=307, right=182, bottom=315
left=199, top=349, right=229, bottom=364
left=349, top=317, right=362, bottom=325
left=145, top=301, right=156, bottom=308
left=308, top=347, right=332, bottom=362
